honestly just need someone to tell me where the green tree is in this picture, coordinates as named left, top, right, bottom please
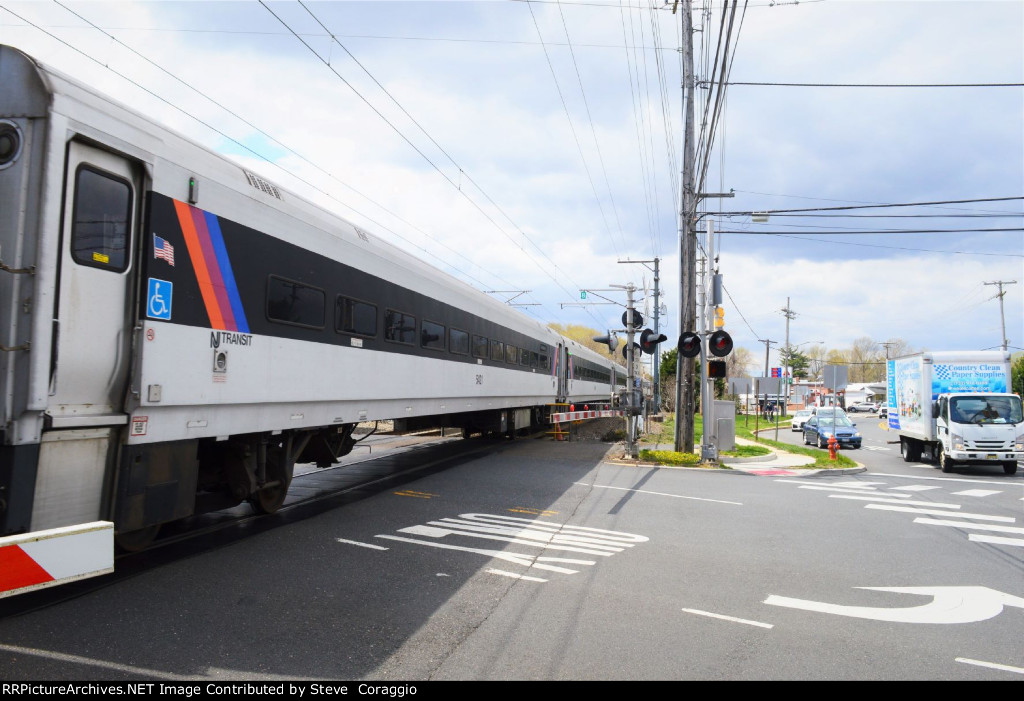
left=1012, top=352, right=1024, bottom=397
left=660, top=347, right=678, bottom=380
left=548, top=323, right=616, bottom=358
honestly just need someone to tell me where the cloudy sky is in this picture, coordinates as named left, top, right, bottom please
left=2, top=0, right=1021, bottom=374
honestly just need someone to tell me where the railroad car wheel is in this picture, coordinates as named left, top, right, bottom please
left=250, top=482, right=289, bottom=514
left=248, top=443, right=295, bottom=515
left=1004, top=462, right=1018, bottom=475
left=115, top=524, right=161, bottom=553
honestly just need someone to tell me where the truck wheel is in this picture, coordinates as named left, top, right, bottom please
left=1004, top=462, right=1018, bottom=476
left=901, top=438, right=921, bottom=463
left=938, top=446, right=955, bottom=473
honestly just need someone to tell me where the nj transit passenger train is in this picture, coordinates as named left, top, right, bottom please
left=0, top=45, right=627, bottom=585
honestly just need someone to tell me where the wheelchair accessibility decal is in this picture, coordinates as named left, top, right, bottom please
left=147, top=278, right=173, bottom=320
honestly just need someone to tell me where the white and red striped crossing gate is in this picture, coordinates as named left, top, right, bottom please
left=550, top=409, right=625, bottom=424
left=0, top=521, right=114, bottom=598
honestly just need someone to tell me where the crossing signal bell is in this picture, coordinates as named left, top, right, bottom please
left=708, top=330, right=733, bottom=357
left=707, top=360, right=727, bottom=378
left=678, top=332, right=701, bottom=358
left=639, top=328, right=667, bottom=355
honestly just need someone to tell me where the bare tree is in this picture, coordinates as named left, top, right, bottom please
left=727, top=346, right=756, bottom=379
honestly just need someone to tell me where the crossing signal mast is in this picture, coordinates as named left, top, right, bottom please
left=590, top=284, right=668, bottom=459
left=678, top=307, right=733, bottom=459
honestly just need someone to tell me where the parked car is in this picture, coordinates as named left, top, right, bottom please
left=846, top=402, right=878, bottom=413
left=791, top=409, right=813, bottom=432
left=878, top=406, right=888, bottom=418
left=803, top=415, right=862, bottom=449
left=810, top=405, right=847, bottom=419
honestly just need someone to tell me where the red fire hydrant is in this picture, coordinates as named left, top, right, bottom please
left=828, top=434, right=839, bottom=460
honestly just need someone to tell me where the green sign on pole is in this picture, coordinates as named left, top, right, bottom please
left=580, top=291, right=587, bottom=299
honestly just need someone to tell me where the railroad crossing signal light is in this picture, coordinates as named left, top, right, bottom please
left=714, top=306, right=725, bottom=329
left=621, top=309, right=643, bottom=328
left=708, top=330, right=733, bottom=357
left=621, top=341, right=641, bottom=360
left=592, top=331, right=619, bottom=352
left=707, top=360, right=727, bottom=378
left=678, top=331, right=701, bottom=358
left=639, top=328, right=667, bottom=355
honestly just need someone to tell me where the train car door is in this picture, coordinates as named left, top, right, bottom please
left=33, top=141, right=139, bottom=530
left=557, top=344, right=570, bottom=402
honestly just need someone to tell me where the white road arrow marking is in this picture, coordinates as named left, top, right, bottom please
left=764, top=586, right=1024, bottom=624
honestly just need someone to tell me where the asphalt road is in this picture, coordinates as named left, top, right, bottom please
left=1, top=432, right=1021, bottom=681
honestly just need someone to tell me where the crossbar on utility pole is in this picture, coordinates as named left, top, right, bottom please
left=983, top=280, right=1017, bottom=351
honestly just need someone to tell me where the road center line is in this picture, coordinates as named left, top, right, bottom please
left=681, top=608, right=773, bottom=629
left=955, top=657, right=1024, bottom=675
left=575, top=482, right=742, bottom=505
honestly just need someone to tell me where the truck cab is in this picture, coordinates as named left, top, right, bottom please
left=933, top=393, right=1023, bottom=474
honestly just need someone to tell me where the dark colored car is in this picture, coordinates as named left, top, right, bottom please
left=803, top=415, right=862, bottom=449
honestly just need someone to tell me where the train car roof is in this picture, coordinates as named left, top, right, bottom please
left=5, top=44, right=571, bottom=344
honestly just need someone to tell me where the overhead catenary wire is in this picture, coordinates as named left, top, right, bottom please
left=525, top=1, right=624, bottom=259
left=265, top=1, right=608, bottom=327
left=38, top=1, right=553, bottom=322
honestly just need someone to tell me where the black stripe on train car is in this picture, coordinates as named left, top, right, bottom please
left=140, top=191, right=560, bottom=373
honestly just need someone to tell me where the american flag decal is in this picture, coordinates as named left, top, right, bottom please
left=153, top=234, right=175, bottom=266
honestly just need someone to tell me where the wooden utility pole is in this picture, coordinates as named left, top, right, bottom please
left=983, top=280, right=1017, bottom=351
left=674, top=0, right=697, bottom=453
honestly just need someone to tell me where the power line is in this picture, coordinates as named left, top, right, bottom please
left=40, top=1, right=551, bottom=320
left=719, top=81, right=1024, bottom=88
left=716, top=196, right=1024, bottom=216
left=264, top=1, right=606, bottom=326
left=716, top=227, right=1024, bottom=235
left=726, top=233, right=1021, bottom=258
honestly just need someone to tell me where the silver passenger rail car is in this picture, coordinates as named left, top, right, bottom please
left=0, top=45, right=625, bottom=593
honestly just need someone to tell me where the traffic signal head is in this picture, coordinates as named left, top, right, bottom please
left=639, top=328, right=667, bottom=354
left=708, top=330, right=733, bottom=357
left=678, top=331, right=701, bottom=358
left=707, top=360, right=727, bottom=378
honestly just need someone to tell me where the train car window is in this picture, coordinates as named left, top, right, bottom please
left=267, top=276, right=326, bottom=328
left=450, top=328, right=470, bottom=355
left=490, top=340, right=504, bottom=362
left=71, top=165, right=132, bottom=272
left=336, top=296, right=377, bottom=337
left=384, top=309, right=416, bottom=345
left=472, top=335, right=488, bottom=359
left=530, top=351, right=539, bottom=368
left=505, top=345, right=517, bottom=364
left=540, top=350, right=549, bottom=370
left=520, top=349, right=530, bottom=366
left=421, top=320, right=445, bottom=350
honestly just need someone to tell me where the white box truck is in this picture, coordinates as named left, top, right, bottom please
left=887, top=351, right=1023, bottom=474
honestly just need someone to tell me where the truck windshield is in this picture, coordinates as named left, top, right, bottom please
left=949, top=396, right=1023, bottom=425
